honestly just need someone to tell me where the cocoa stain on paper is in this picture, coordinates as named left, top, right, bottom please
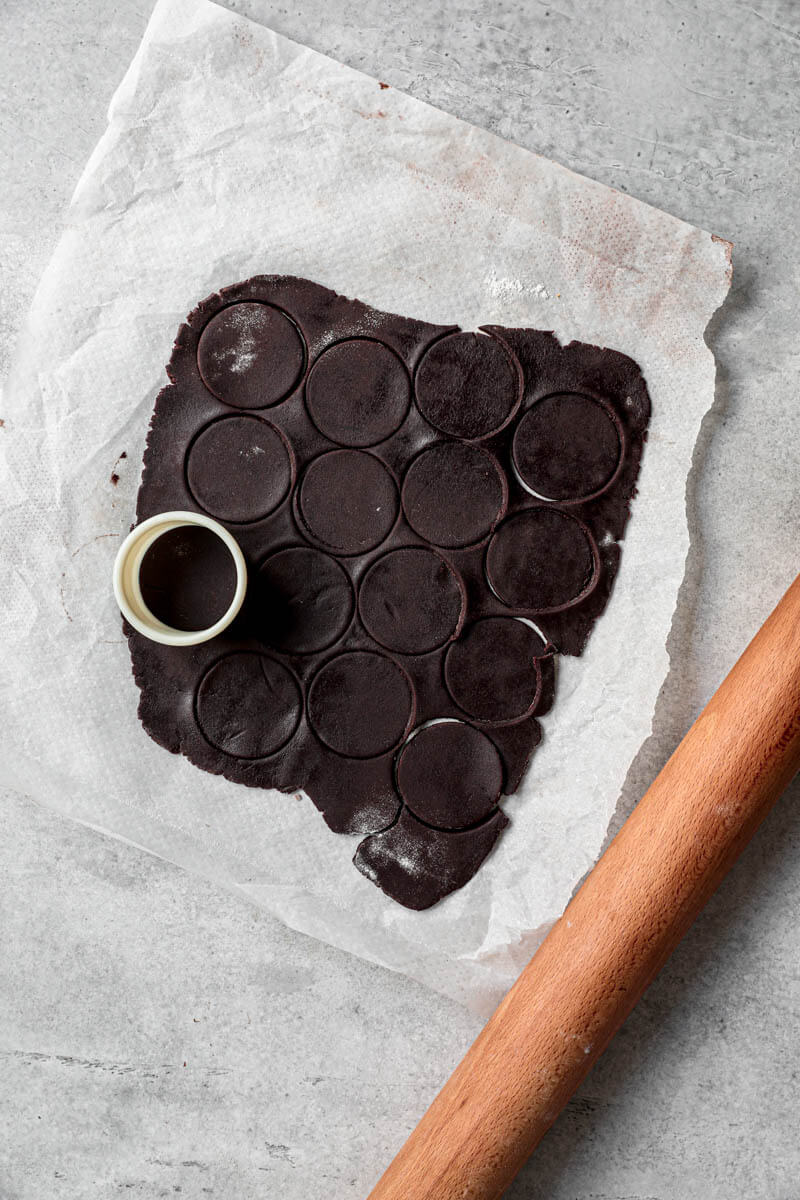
left=110, top=449, right=128, bottom=486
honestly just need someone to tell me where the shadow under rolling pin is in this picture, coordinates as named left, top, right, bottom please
left=367, top=571, right=800, bottom=1200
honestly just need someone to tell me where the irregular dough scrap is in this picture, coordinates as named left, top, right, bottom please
left=126, top=275, right=651, bottom=909
left=354, top=807, right=510, bottom=912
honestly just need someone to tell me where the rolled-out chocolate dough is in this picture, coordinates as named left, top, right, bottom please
left=125, top=275, right=650, bottom=909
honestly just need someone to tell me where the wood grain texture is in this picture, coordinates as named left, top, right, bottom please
left=368, top=573, right=800, bottom=1200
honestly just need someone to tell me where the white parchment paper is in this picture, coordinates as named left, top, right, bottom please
left=0, top=0, right=731, bottom=1015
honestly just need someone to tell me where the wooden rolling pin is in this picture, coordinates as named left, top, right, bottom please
left=368, top=572, right=800, bottom=1200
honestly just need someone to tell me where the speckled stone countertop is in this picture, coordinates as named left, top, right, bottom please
left=2, top=2, right=799, bottom=1196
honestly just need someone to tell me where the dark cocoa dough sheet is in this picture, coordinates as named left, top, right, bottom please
left=126, top=275, right=650, bottom=910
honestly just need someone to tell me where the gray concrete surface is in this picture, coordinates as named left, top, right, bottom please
left=2, top=1, right=799, bottom=1196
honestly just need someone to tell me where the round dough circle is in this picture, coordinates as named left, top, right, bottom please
left=307, top=651, right=414, bottom=758
left=306, top=338, right=410, bottom=447
left=444, top=617, right=544, bottom=723
left=396, top=722, right=503, bottom=829
left=401, top=442, right=507, bottom=548
left=256, top=547, right=353, bottom=654
left=486, top=508, right=599, bottom=612
left=414, top=332, right=520, bottom=440
left=196, top=652, right=301, bottom=758
left=186, top=415, right=293, bottom=523
left=512, top=392, right=623, bottom=502
left=359, top=547, right=465, bottom=654
left=298, top=450, right=398, bottom=555
left=197, top=302, right=305, bottom=409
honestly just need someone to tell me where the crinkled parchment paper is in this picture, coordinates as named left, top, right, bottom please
left=0, top=0, right=731, bottom=1014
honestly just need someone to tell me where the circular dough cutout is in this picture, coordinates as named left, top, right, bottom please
left=197, top=302, right=305, bottom=409
left=512, top=392, right=623, bottom=502
left=359, top=547, right=465, bottom=654
left=415, top=332, right=520, bottom=440
left=396, top=721, right=503, bottom=829
left=486, top=508, right=599, bottom=612
left=444, top=617, right=544, bottom=723
left=196, top=652, right=302, bottom=758
left=256, top=547, right=353, bottom=654
left=307, top=651, right=414, bottom=758
left=186, top=415, right=293, bottom=523
left=306, top=338, right=410, bottom=447
left=401, top=442, right=507, bottom=548
left=298, top=450, right=398, bottom=555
